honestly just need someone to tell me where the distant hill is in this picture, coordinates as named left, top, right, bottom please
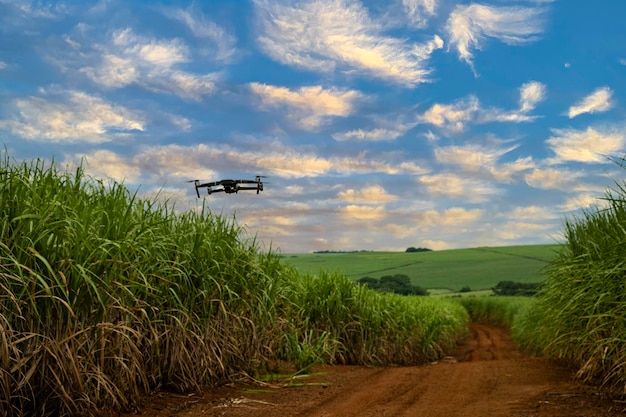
left=282, top=244, right=561, bottom=294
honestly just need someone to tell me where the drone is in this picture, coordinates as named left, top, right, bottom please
left=189, top=176, right=265, bottom=198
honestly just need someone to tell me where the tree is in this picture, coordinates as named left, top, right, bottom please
left=405, top=247, right=432, bottom=253
left=358, top=274, right=429, bottom=296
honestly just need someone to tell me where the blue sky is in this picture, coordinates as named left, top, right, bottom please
left=1, top=0, right=625, bottom=253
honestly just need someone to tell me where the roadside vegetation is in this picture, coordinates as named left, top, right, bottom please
left=513, top=164, right=626, bottom=393
left=0, top=155, right=468, bottom=416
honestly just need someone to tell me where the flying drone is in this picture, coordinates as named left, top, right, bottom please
left=189, top=176, right=265, bottom=198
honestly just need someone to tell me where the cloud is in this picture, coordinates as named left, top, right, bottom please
left=332, top=127, right=407, bottom=141
left=162, top=5, right=237, bottom=62
left=63, top=150, right=141, bottom=183
left=403, top=0, right=437, bottom=29
left=519, top=81, right=546, bottom=112
left=445, top=3, right=547, bottom=70
left=417, top=173, right=499, bottom=202
left=115, top=143, right=428, bottom=184
left=0, top=89, right=144, bottom=143
left=567, top=86, right=614, bottom=118
left=560, top=194, right=605, bottom=212
left=480, top=81, right=546, bottom=122
left=419, top=207, right=484, bottom=227
left=493, top=221, right=553, bottom=240
left=434, top=142, right=518, bottom=170
left=79, top=28, right=218, bottom=100
left=524, top=167, right=584, bottom=190
left=249, top=82, right=362, bottom=130
left=546, top=126, right=626, bottom=164
left=338, top=185, right=398, bottom=204
left=254, top=0, right=442, bottom=86
left=418, top=96, right=480, bottom=131
left=340, top=205, right=387, bottom=220
left=0, top=61, right=6, bottom=70
left=422, top=81, right=545, bottom=129
left=505, top=205, right=558, bottom=220
left=434, top=142, right=534, bottom=183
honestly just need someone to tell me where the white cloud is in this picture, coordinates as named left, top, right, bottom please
left=505, top=205, right=558, bottom=220
left=340, top=205, right=387, bottom=220
left=0, top=89, right=144, bottom=143
left=417, top=173, right=499, bottom=202
left=519, top=81, right=546, bottom=112
left=445, top=3, right=547, bottom=70
left=418, top=96, right=479, bottom=131
left=122, top=143, right=429, bottom=183
left=249, top=83, right=362, bottom=130
left=418, top=207, right=484, bottom=227
left=546, top=126, right=626, bottom=164
left=493, top=221, right=553, bottom=240
left=434, top=142, right=534, bottom=183
left=524, top=167, right=584, bottom=190
left=425, top=81, right=546, bottom=128
left=163, top=5, right=237, bottom=62
left=403, top=0, right=437, bottom=28
left=332, top=127, right=406, bottom=141
left=63, top=150, right=141, bottom=183
left=560, top=194, right=605, bottom=212
left=480, top=81, right=546, bottom=123
left=0, top=61, right=6, bottom=70
left=568, top=87, right=614, bottom=118
left=338, top=185, right=398, bottom=204
left=254, top=0, right=442, bottom=86
left=79, top=28, right=218, bottom=101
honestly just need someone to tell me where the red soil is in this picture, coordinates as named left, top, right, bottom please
left=120, top=323, right=625, bottom=417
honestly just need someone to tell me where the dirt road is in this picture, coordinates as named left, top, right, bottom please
left=124, top=324, right=624, bottom=417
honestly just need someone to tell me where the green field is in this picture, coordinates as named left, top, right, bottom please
left=283, top=244, right=561, bottom=293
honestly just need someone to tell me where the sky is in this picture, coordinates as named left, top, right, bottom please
left=1, top=0, right=626, bottom=253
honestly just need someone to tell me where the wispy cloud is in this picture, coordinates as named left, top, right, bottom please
left=402, top=0, right=437, bottom=29
left=418, top=207, right=484, bottom=227
left=63, top=149, right=142, bottom=183
left=78, top=28, right=219, bottom=101
left=417, top=173, right=500, bottom=202
left=249, top=83, right=362, bottom=130
left=0, top=89, right=144, bottom=143
left=254, top=0, right=443, bottom=86
left=567, top=86, right=614, bottom=118
left=162, top=5, right=237, bottom=62
left=420, top=81, right=546, bottom=129
left=480, top=81, right=546, bottom=122
left=338, top=185, right=398, bottom=204
left=110, top=143, right=429, bottom=184
left=445, top=3, right=547, bottom=71
left=418, top=96, right=480, bottom=131
left=524, top=167, right=584, bottom=190
left=519, top=81, right=547, bottom=112
left=546, top=126, right=626, bottom=164
left=339, top=205, right=387, bottom=220
left=332, top=127, right=407, bottom=141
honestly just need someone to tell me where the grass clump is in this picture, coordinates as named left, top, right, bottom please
left=0, top=154, right=470, bottom=416
left=513, top=160, right=626, bottom=393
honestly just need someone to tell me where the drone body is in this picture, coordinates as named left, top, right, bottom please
left=191, top=176, right=265, bottom=198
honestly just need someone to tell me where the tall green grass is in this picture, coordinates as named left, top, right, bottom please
left=0, top=154, right=469, bottom=416
left=289, top=271, right=468, bottom=366
left=513, top=164, right=626, bottom=393
left=458, top=296, right=531, bottom=328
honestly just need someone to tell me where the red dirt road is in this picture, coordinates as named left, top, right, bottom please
left=123, top=324, right=625, bottom=417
